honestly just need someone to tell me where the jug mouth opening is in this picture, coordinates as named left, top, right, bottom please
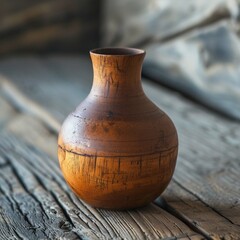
left=90, top=47, right=145, bottom=56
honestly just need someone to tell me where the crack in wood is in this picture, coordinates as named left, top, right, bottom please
left=154, top=197, right=212, bottom=240
left=58, top=144, right=178, bottom=158
left=1, top=65, right=239, bottom=239
left=9, top=159, right=50, bottom=222
left=173, top=179, right=240, bottom=227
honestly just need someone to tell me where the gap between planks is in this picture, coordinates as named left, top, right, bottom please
left=0, top=66, right=239, bottom=239
left=0, top=76, right=206, bottom=239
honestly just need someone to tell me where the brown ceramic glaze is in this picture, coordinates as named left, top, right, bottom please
left=58, top=47, right=178, bottom=210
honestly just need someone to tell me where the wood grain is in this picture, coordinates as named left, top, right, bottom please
left=0, top=0, right=100, bottom=54
left=58, top=48, right=178, bottom=209
left=0, top=56, right=240, bottom=238
left=0, top=131, right=203, bottom=240
left=156, top=181, right=240, bottom=240
left=0, top=77, right=203, bottom=239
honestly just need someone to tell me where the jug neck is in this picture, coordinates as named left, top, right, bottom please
left=90, top=48, right=146, bottom=98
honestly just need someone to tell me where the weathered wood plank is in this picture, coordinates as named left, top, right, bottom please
left=0, top=77, right=60, bottom=132
left=0, top=132, right=204, bottom=239
left=0, top=0, right=95, bottom=33
left=0, top=58, right=91, bottom=122
left=0, top=20, right=97, bottom=55
left=0, top=94, right=17, bottom=127
left=144, top=81, right=240, bottom=239
left=156, top=181, right=240, bottom=240
left=0, top=80, right=204, bottom=239
left=0, top=0, right=100, bottom=54
left=6, top=115, right=58, bottom=158
left=0, top=78, right=59, bottom=158
left=1, top=56, right=240, bottom=238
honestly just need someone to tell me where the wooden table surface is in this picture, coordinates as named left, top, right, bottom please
left=0, top=56, right=239, bottom=240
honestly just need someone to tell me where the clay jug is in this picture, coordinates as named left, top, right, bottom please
left=58, top=47, right=178, bottom=210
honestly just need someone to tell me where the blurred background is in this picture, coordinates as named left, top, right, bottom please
left=0, top=0, right=100, bottom=54
left=1, top=2, right=239, bottom=237
left=0, top=0, right=240, bottom=120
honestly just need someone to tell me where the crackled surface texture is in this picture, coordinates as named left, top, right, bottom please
left=58, top=50, right=178, bottom=209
